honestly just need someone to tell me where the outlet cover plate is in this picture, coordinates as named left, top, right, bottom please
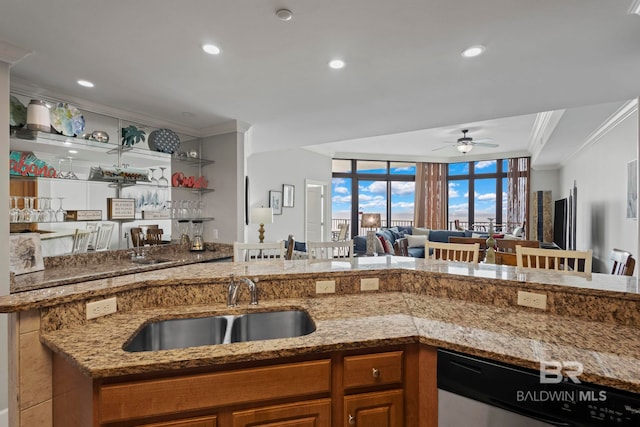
left=360, top=277, right=380, bottom=291
left=316, top=280, right=336, bottom=294
left=517, top=291, right=547, bottom=310
left=86, top=297, right=117, bottom=319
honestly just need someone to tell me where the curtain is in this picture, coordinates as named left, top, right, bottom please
left=506, top=157, right=530, bottom=236
left=414, top=162, right=448, bottom=229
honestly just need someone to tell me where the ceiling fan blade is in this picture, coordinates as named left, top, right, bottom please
left=471, top=138, right=494, bottom=143
left=432, top=145, right=454, bottom=151
left=473, top=142, right=499, bottom=148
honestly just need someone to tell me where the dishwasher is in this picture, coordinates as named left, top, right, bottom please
left=437, top=349, right=640, bottom=426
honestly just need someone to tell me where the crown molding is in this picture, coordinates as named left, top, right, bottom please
left=0, top=40, right=31, bottom=65
left=560, top=98, right=638, bottom=167
left=528, top=109, right=565, bottom=165
left=318, top=149, right=531, bottom=164
left=200, top=120, right=252, bottom=137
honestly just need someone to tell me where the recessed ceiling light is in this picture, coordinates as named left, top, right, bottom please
left=202, top=44, right=221, bottom=55
left=77, top=80, right=94, bottom=88
left=461, top=45, right=486, bottom=58
left=329, top=59, right=345, bottom=69
left=276, top=9, right=293, bottom=21
left=68, top=150, right=78, bottom=154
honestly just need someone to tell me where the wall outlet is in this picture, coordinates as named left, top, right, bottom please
left=316, top=280, right=336, bottom=294
left=86, top=297, right=117, bottom=320
left=360, top=277, right=380, bottom=291
left=517, top=291, right=547, bottom=310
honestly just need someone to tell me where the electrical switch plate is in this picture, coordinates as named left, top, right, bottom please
left=316, top=280, right=336, bottom=294
left=517, top=291, right=547, bottom=310
left=86, top=297, right=117, bottom=320
left=360, top=277, right=380, bottom=291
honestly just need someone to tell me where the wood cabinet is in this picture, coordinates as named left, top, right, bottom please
left=140, top=415, right=217, bottom=427
left=344, top=389, right=403, bottom=427
left=52, top=345, right=437, bottom=427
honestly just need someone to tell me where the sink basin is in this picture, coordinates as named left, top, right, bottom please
left=124, top=310, right=315, bottom=352
left=124, top=315, right=229, bottom=352
left=130, top=258, right=172, bottom=265
left=230, top=310, right=315, bottom=343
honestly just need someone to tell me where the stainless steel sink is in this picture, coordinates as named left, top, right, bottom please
left=124, top=310, right=315, bottom=352
left=230, top=310, right=315, bottom=343
left=130, top=258, right=172, bottom=265
left=124, top=315, right=229, bottom=352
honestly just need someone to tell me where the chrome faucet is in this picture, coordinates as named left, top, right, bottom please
left=227, top=275, right=259, bottom=306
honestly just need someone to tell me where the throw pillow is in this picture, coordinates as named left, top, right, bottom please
left=384, top=238, right=395, bottom=254
left=374, top=235, right=386, bottom=254
left=388, top=227, right=403, bottom=239
left=406, top=234, right=427, bottom=248
left=413, top=227, right=430, bottom=237
left=512, top=226, right=524, bottom=237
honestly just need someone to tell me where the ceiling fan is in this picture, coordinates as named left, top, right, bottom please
left=433, top=129, right=499, bottom=154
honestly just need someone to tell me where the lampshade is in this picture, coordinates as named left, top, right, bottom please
left=251, top=207, right=273, bottom=225
left=457, top=144, right=473, bottom=154
left=361, top=213, right=381, bottom=228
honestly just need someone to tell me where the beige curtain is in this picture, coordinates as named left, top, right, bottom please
left=506, top=157, right=530, bottom=235
left=414, top=162, right=448, bottom=229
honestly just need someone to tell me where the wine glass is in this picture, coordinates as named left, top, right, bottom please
left=66, top=157, right=78, bottom=180
left=158, top=167, right=168, bottom=188
left=57, top=159, right=68, bottom=179
left=9, top=196, right=20, bottom=223
left=55, top=197, right=67, bottom=222
left=149, top=168, right=158, bottom=186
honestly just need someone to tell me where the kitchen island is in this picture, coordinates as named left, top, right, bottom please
left=2, top=256, right=639, bottom=426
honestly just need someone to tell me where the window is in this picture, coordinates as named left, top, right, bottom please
left=447, top=158, right=528, bottom=232
left=332, top=160, right=415, bottom=237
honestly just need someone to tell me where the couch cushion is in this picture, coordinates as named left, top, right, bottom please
left=428, top=230, right=465, bottom=243
left=413, top=227, right=430, bottom=236
left=388, top=227, right=403, bottom=240
left=407, top=247, right=425, bottom=258
left=353, top=236, right=367, bottom=254
left=406, top=234, right=427, bottom=248
left=376, top=229, right=396, bottom=245
left=397, top=226, right=413, bottom=235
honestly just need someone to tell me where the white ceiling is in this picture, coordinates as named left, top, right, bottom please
left=2, top=0, right=639, bottom=168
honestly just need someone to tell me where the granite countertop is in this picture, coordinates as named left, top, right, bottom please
left=40, top=291, right=640, bottom=394
left=10, top=244, right=233, bottom=294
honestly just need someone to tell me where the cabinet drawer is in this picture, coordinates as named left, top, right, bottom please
left=139, top=415, right=217, bottom=427
left=99, top=359, right=331, bottom=424
left=232, top=398, right=331, bottom=427
left=343, top=351, right=403, bottom=390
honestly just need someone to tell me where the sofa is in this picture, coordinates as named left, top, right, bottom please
left=353, top=226, right=481, bottom=258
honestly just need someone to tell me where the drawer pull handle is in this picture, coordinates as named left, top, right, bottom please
left=372, top=368, right=380, bottom=378
left=348, top=414, right=355, bottom=425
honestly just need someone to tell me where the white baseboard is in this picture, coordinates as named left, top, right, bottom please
left=0, top=408, right=7, bottom=427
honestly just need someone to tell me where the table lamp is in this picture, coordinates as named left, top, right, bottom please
left=251, top=207, right=273, bottom=243
left=361, top=213, right=381, bottom=255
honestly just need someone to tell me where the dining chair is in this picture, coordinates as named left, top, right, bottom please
left=130, top=227, right=144, bottom=247
left=285, top=234, right=295, bottom=260
left=425, top=241, right=480, bottom=264
left=307, top=240, right=354, bottom=260
left=610, top=248, right=636, bottom=276
left=334, top=223, right=349, bottom=241
left=94, top=223, right=115, bottom=251
left=85, top=222, right=99, bottom=250
left=495, top=239, right=540, bottom=253
left=233, top=241, right=286, bottom=262
left=71, top=229, right=92, bottom=254
left=146, top=228, right=164, bottom=246
left=515, top=246, right=593, bottom=273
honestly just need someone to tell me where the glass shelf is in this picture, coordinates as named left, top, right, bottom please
left=172, top=154, right=215, bottom=167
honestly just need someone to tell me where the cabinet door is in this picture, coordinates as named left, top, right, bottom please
left=232, top=398, right=331, bottom=427
left=139, top=415, right=217, bottom=427
left=344, top=390, right=403, bottom=427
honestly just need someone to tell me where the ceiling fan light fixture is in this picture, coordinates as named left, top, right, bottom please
left=457, top=144, right=473, bottom=154
left=629, top=0, right=640, bottom=15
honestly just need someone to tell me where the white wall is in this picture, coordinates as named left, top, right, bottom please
left=559, top=109, right=638, bottom=272
left=530, top=168, right=560, bottom=200
left=246, top=149, right=332, bottom=243
left=1, top=61, right=11, bottom=424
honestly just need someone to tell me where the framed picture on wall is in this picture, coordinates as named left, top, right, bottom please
left=283, top=184, right=295, bottom=207
left=269, top=190, right=283, bottom=215
left=9, top=233, right=44, bottom=275
left=627, top=159, right=637, bottom=219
